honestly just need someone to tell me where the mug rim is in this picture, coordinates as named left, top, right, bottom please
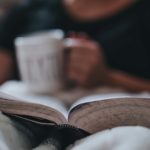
left=15, top=29, right=64, bottom=46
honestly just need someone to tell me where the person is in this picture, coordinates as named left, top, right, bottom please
left=0, top=0, right=150, bottom=91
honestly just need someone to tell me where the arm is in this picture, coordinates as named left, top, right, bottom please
left=106, top=69, right=150, bottom=92
left=0, top=4, right=29, bottom=84
left=66, top=37, right=150, bottom=92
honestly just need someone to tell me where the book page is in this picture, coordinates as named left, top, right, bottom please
left=0, top=81, right=69, bottom=124
left=53, top=86, right=125, bottom=106
left=0, top=81, right=68, bottom=118
left=69, top=92, right=150, bottom=111
left=68, top=95, right=150, bottom=133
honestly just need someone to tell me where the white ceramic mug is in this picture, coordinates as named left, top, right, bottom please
left=15, top=29, right=65, bottom=94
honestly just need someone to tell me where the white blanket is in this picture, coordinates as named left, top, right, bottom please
left=0, top=113, right=32, bottom=150
left=69, top=126, right=150, bottom=150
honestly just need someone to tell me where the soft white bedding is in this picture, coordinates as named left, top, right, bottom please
left=69, top=126, right=150, bottom=150
left=0, top=113, right=31, bottom=150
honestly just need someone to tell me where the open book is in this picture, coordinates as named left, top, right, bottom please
left=0, top=90, right=150, bottom=149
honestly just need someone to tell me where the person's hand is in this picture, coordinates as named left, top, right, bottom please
left=65, top=37, right=109, bottom=88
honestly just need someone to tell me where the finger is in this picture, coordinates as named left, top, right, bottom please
left=68, top=32, right=89, bottom=39
left=68, top=70, right=87, bottom=85
left=70, top=48, right=99, bottom=65
left=69, top=61, right=91, bottom=75
left=68, top=60, right=91, bottom=83
left=64, top=38, right=85, bottom=49
left=76, top=32, right=90, bottom=40
left=68, top=32, right=80, bottom=38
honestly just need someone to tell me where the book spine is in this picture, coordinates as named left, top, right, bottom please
left=53, top=124, right=90, bottom=149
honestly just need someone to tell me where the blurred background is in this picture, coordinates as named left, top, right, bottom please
left=0, top=0, right=20, bottom=20
left=0, top=0, right=149, bottom=92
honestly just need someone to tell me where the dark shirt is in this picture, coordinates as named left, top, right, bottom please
left=0, top=0, right=150, bottom=79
